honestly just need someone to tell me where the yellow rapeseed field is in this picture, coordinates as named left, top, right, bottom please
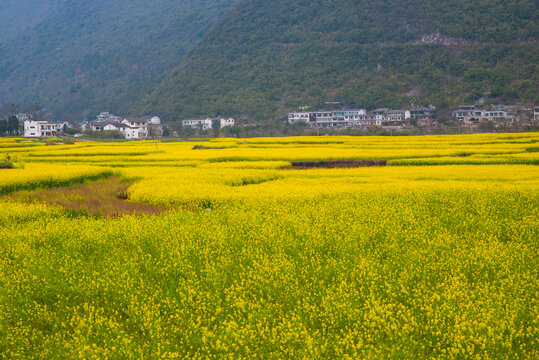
left=0, top=133, right=537, bottom=359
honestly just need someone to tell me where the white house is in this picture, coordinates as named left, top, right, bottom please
left=91, top=121, right=112, bottom=131
left=103, top=122, right=148, bottom=139
left=288, top=112, right=310, bottom=124
left=220, top=118, right=235, bottom=127
left=88, top=115, right=161, bottom=139
left=103, top=123, right=118, bottom=131
left=24, top=120, right=67, bottom=138
left=121, top=116, right=162, bottom=137
left=123, top=127, right=148, bottom=139
left=182, top=119, right=212, bottom=130
left=182, top=117, right=235, bottom=130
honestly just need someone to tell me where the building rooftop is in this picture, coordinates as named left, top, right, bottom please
left=125, top=117, right=152, bottom=123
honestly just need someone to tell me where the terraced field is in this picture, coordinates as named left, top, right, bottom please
left=0, top=134, right=537, bottom=359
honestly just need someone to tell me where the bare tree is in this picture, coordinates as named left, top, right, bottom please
left=25, top=104, right=42, bottom=121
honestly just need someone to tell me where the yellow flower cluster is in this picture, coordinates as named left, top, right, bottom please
left=2, top=132, right=537, bottom=167
left=0, top=163, right=115, bottom=195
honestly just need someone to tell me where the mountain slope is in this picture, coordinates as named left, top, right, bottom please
left=136, top=0, right=538, bottom=121
left=0, top=0, right=59, bottom=42
left=0, top=0, right=236, bottom=119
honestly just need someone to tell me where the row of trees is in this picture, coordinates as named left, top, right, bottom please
left=0, top=103, right=22, bottom=136
left=0, top=116, right=20, bottom=136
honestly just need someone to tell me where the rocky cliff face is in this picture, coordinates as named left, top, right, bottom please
left=411, top=33, right=476, bottom=47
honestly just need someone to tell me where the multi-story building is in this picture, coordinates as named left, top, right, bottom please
left=309, top=110, right=347, bottom=127
left=534, top=107, right=539, bottom=121
left=452, top=105, right=476, bottom=119
left=343, top=109, right=367, bottom=122
left=288, top=109, right=368, bottom=128
left=289, top=108, right=416, bottom=128
left=384, top=110, right=409, bottom=123
left=24, top=120, right=68, bottom=137
left=355, top=114, right=382, bottom=127
left=410, top=106, right=437, bottom=126
left=452, top=105, right=516, bottom=126
left=287, top=112, right=310, bottom=124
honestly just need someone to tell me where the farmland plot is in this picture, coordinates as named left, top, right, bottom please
left=0, top=133, right=537, bottom=359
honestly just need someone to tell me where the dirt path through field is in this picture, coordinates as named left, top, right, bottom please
left=283, top=160, right=387, bottom=169
left=5, top=177, right=169, bottom=217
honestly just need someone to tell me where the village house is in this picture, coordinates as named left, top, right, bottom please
left=220, top=118, right=236, bottom=128
left=371, top=109, right=390, bottom=122
left=292, top=109, right=370, bottom=128
left=410, top=106, right=437, bottom=126
left=356, top=114, right=382, bottom=127
left=309, top=110, right=348, bottom=127
left=123, top=127, right=148, bottom=140
left=97, top=112, right=122, bottom=122
left=287, top=112, right=310, bottom=124
left=535, top=107, right=539, bottom=121
left=288, top=107, right=415, bottom=128
left=101, top=123, right=133, bottom=135
left=91, top=121, right=114, bottom=131
left=24, top=120, right=68, bottom=138
left=182, top=117, right=236, bottom=130
left=452, top=105, right=476, bottom=119
left=452, top=105, right=516, bottom=127
left=182, top=119, right=212, bottom=130
left=384, top=110, right=410, bottom=124
left=89, top=114, right=162, bottom=139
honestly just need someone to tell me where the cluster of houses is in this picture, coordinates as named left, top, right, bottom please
left=182, top=117, right=236, bottom=130
left=288, top=106, right=437, bottom=129
left=23, top=112, right=163, bottom=139
left=16, top=105, right=539, bottom=138
left=288, top=103, right=537, bottom=130
left=84, top=113, right=163, bottom=139
left=450, top=105, right=539, bottom=128
left=451, top=105, right=519, bottom=126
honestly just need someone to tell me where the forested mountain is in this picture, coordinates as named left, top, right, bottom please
left=0, top=0, right=59, bottom=42
left=137, top=0, right=538, bottom=121
left=0, top=0, right=235, bottom=119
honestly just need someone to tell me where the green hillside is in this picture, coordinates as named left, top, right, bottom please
left=0, top=0, right=59, bottom=42
left=136, top=0, right=539, bottom=121
left=0, top=0, right=236, bottom=119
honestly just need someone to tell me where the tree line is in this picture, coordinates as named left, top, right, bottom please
left=0, top=103, right=21, bottom=136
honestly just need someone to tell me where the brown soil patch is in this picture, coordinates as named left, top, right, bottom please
left=5, top=176, right=169, bottom=218
left=283, top=160, right=387, bottom=169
